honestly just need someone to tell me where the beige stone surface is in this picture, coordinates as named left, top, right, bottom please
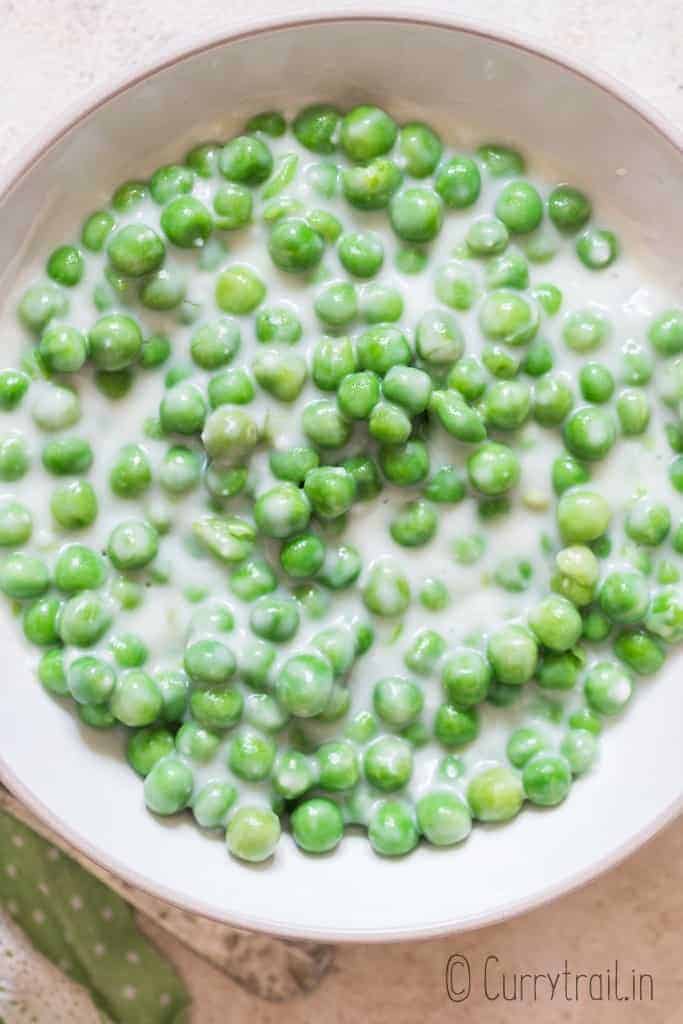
left=1, top=1, right=682, bottom=1020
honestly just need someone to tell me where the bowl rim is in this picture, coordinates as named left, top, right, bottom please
left=1, top=7, right=682, bottom=943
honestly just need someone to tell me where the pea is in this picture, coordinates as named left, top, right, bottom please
left=576, top=227, right=619, bottom=269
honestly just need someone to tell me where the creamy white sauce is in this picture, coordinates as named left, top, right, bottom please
left=1, top=121, right=681, bottom=828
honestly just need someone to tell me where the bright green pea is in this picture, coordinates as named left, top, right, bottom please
left=340, top=104, right=397, bottom=162
left=144, top=757, right=194, bottom=816
left=280, top=534, right=326, bottom=579
left=18, top=282, right=68, bottom=333
left=107, top=519, right=158, bottom=570
left=560, top=729, right=598, bottom=775
left=645, top=586, right=683, bottom=642
left=467, top=442, right=519, bottom=496
left=467, top=765, right=524, bottom=822
left=389, top=500, right=437, bottom=547
left=276, top=652, right=333, bottom=717
left=39, top=324, right=88, bottom=373
left=362, top=558, right=410, bottom=617
left=417, top=790, right=471, bottom=846
left=584, top=660, right=632, bottom=714
left=533, top=282, right=563, bottom=316
left=556, top=488, right=610, bottom=543
left=563, top=309, right=609, bottom=353
left=255, top=304, right=302, bottom=345
left=436, top=260, right=478, bottom=310
left=363, top=735, right=412, bottom=792
left=316, top=740, right=359, bottom=791
left=58, top=590, right=112, bottom=646
left=507, top=726, right=547, bottom=768
left=253, top=483, right=311, bottom=538
left=253, top=348, right=307, bottom=402
left=50, top=480, right=98, bottom=530
left=208, top=368, right=254, bottom=408
left=314, top=282, right=358, bottom=327
left=249, top=593, right=299, bottom=642
left=625, top=495, right=670, bottom=546
left=0, top=501, right=32, bottom=547
left=649, top=308, right=683, bottom=357
left=368, top=799, right=418, bottom=856
left=54, top=544, right=105, bottom=593
left=485, top=379, right=531, bottom=430
left=200, top=406, right=258, bottom=464
left=338, top=231, right=384, bottom=278
left=599, top=570, right=650, bottom=624
left=212, top=182, right=253, bottom=230
left=291, top=797, right=343, bottom=854
left=302, top=399, right=352, bottom=448
left=548, top=185, right=591, bottom=230
left=389, top=188, right=443, bottom=243
left=616, top=388, right=651, bottom=435
left=192, top=781, right=237, bottom=829
left=215, top=264, right=265, bottom=314
left=529, top=594, right=582, bottom=651
left=229, top=727, right=277, bottom=781
left=614, top=630, right=665, bottom=675
left=226, top=806, right=280, bottom=862
left=268, top=217, right=324, bottom=273
left=563, top=406, right=616, bottom=461
left=230, top=558, right=277, bottom=602
left=576, top=227, right=619, bottom=269
left=293, top=104, right=340, bottom=154
left=523, top=752, right=571, bottom=806
left=487, top=624, right=538, bottom=685
left=399, top=121, right=442, bottom=177
left=495, top=180, right=543, bottom=233
left=342, top=157, right=402, bottom=210
left=435, top=155, right=481, bottom=208
left=479, top=289, right=538, bottom=345
left=81, top=210, right=115, bottom=252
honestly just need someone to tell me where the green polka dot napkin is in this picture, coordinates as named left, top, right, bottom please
left=0, top=810, right=189, bottom=1024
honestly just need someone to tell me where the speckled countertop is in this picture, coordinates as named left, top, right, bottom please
left=1, top=2, right=682, bottom=1021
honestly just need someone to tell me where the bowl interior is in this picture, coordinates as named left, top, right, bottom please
left=1, top=16, right=682, bottom=940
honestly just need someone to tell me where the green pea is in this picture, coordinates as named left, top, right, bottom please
left=390, top=499, right=437, bottom=547
left=649, top=308, right=683, bottom=356
left=579, top=362, right=615, bottom=404
left=614, top=630, right=665, bottom=676
left=81, top=210, right=115, bottom=252
left=532, top=374, right=574, bottom=426
left=313, top=281, right=357, bottom=327
left=563, top=309, right=609, bottom=353
left=207, top=368, right=254, bottom=409
left=363, top=734, right=412, bottom=792
left=290, top=797, right=343, bottom=854
left=253, top=483, right=311, bottom=539
left=625, top=495, right=670, bottom=547
left=644, top=586, right=683, bottom=642
left=338, top=231, right=384, bottom=278
left=563, top=406, right=616, bottom=460
left=230, top=559, right=277, bottom=604
left=533, top=282, right=563, bottom=316
left=88, top=314, right=142, bottom=371
left=279, top=534, right=324, bottom=579
left=226, top=805, right=280, bottom=862
left=466, top=216, right=509, bottom=257
left=506, top=726, right=547, bottom=768
left=276, top=652, right=333, bottom=717
left=58, top=590, right=112, bottom=646
left=396, top=121, right=441, bottom=177
left=301, top=399, right=351, bottom=449
left=229, top=727, right=276, bottom=781
left=548, top=185, right=591, bottom=231
left=0, top=500, right=32, bottom=547
left=419, top=578, right=450, bottom=612
left=552, top=453, right=589, bottom=495
left=31, top=382, right=81, bottom=432
left=246, top=109, right=286, bottom=137
left=435, top=155, right=481, bottom=207
left=452, top=533, right=485, bottom=565
left=342, top=157, right=402, bottom=210
left=556, top=488, right=610, bottom=543
left=178, top=720, right=220, bottom=761
left=306, top=161, right=339, bottom=199
left=576, top=227, right=619, bottom=269
left=255, top=305, right=302, bottom=346
left=417, top=790, right=471, bottom=847
left=467, top=442, right=519, bottom=496
left=445, top=358, right=485, bottom=404
left=487, top=624, right=538, bottom=685
left=484, top=379, right=531, bottom=430
left=54, top=544, right=105, bottom=593
left=215, top=264, right=265, bottom=314
left=192, top=781, right=237, bottom=829
left=144, top=757, right=194, bottom=816
left=389, top=188, right=443, bottom=243
left=249, top=593, right=299, bottom=642
left=529, top=594, right=582, bottom=651
left=107, top=519, right=158, bottom=570
left=584, top=660, right=632, bottom=714
left=523, top=752, right=572, bottom=806
left=495, top=180, right=543, bottom=233
left=467, top=765, right=524, bottom=822
left=616, top=388, right=651, bottom=435
left=477, top=143, right=525, bottom=177
left=192, top=513, right=254, bottom=565
left=108, top=444, right=151, bottom=499
left=293, top=104, right=340, bottom=153
left=367, top=799, right=418, bottom=856
left=479, top=289, right=539, bottom=346
left=49, top=480, right=97, bottom=530
left=18, top=282, right=68, bottom=333
left=253, top=348, right=307, bottom=402
left=0, top=433, right=28, bottom=481
left=37, top=648, right=68, bottom=695
left=21, top=595, right=60, bottom=647
left=268, top=217, right=324, bottom=273
left=361, top=559, right=410, bottom=617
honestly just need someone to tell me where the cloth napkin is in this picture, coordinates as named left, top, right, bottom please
left=0, top=788, right=334, bottom=1022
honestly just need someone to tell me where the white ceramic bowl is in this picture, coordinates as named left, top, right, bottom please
left=1, top=11, right=682, bottom=942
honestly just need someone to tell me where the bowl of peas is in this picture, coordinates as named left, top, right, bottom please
left=0, top=12, right=682, bottom=940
